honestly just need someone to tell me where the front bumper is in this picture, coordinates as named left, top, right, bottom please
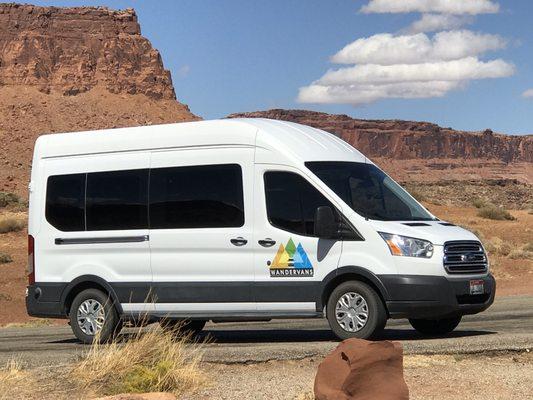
left=379, top=274, right=496, bottom=319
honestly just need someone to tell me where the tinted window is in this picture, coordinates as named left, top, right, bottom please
left=46, top=174, right=86, bottom=231
left=86, top=169, right=148, bottom=231
left=149, top=164, right=244, bottom=229
left=264, top=171, right=336, bottom=236
left=306, top=162, right=434, bottom=221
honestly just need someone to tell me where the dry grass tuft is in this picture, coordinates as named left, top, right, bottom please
left=71, top=325, right=206, bottom=396
left=0, top=215, right=26, bottom=234
left=0, top=252, right=12, bottom=264
left=477, top=204, right=515, bottom=221
left=523, top=242, right=533, bottom=252
left=509, top=249, right=533, bottom=260
left=471, top=198, right=486, bottom=209
left=0, top=359, right=35, bottom=400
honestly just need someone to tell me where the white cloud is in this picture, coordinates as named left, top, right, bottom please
left=317, top=58, right=514, bottom=86
left=298, top=2, right=512, bottom=107
left=299, top=57, right=513, bottom=105
left=360, top=0, right=500, bottom=15
left=522, top=89, right=533, bottom=98
left=298, top=81, right=462, bottom=106
left=405, top=13, right=473, bottom=33
left=332, top=31, right=507, bottom=65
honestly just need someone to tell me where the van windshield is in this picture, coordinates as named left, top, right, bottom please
left=306, top=161, right=435, bottom=221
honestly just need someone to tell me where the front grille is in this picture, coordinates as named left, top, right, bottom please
left=443, top=241, right=488, bottom=274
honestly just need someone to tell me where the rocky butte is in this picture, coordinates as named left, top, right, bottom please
left=228, top=110, right=533, bottom=184
left=0, top=3, right=199, bottom=194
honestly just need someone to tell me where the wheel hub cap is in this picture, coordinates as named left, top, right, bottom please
left=335, top=292, right=369, bottom=332
left=77, top=299, right=106, bottom=336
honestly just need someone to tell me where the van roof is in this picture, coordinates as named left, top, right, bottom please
left=35, top=118, right=368, bottom=164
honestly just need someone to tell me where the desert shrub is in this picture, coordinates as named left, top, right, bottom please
left=408, top=189, right=427, bottom=202
left=0, top=216, right=26, bottom=234
left=471, top=198, right=486, bottom=209
left=509, top=249, right=533, bottom=260
left=71, top=325, right=205, bottom=396
left=0, top=192, right=20, bottom=208
left=523, top=242, right=533, bottom=252
left=484, top=237, right=512, bottom=257
left=0, top=252, right=13, bottom=264
left=477, top=204, right=515, bottom=221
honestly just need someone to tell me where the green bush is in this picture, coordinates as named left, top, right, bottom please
left=0, top=252, right=13, bottom=264
left=477, top=205, right=515, bottom=221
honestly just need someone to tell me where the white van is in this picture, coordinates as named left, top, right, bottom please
left=26, top=119, right=495, bottom=343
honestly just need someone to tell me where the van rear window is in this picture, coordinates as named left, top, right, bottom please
left=46, top=174, right=86, bottom=231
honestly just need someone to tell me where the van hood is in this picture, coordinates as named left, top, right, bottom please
left=367, top=219, right=479, bottom=246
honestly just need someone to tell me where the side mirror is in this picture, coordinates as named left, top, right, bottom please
left=314, top=206, right=337, bottom=238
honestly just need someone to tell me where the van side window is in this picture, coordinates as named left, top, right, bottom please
left=149, top=164, right=244, bottom=229
left=86, top=169, right=149, bottom=231
left=264, top=171, right=335, bottom=236
left=46, top=174, right=86, bottom=232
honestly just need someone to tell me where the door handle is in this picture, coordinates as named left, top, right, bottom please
left=230, top=237, right=248, bottom=246
left=258, top=238, right=276, bottom=248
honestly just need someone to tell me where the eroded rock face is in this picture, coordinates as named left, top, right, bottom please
left=228, top=109, right=533, bottom=184
left=228, top=109, right=532, bottom=164
left=0, top=3, right=175, bottom=99
left=0, top=3, right=199, bottom=194
left=314, top=339, right=409, bottom=400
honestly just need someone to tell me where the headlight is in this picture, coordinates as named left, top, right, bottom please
left=379, top=232, right=434, bottom=258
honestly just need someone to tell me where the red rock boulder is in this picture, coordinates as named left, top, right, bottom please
left=314, top=339, right=409, bottom=400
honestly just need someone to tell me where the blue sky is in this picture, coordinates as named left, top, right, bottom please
left=30, top=0, right=532, bottom=135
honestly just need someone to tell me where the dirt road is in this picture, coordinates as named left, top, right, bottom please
left=0, top=295, right=531, bottom=366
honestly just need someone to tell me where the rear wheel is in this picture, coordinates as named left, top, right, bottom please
left=326, top=281, right=387, bottom=340
left=69, top=288, right=120, bottom=344
left=160, top=319, right=206, bottom=335
left=409, top=316, right=462, bottom=336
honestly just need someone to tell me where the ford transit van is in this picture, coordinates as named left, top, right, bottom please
left=26, top=119, right=495, bottom=343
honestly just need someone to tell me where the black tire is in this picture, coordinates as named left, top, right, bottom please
left=409, top=316, right=462, bottom=336
left=159, top=319, right=206, bottom=335
left=69, top=288, right=120, bottom=344
left=326, top=281, right=387, bottom=340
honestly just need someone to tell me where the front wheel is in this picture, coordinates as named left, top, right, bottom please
left=326, top=281, right=387, bottom=340
left=409, top=316, right=462, bottom=336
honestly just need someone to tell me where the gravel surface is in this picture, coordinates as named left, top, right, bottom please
left=185, top=352, right=533, bottom=400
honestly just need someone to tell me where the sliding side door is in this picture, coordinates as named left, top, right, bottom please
left=149, top=147, right=255, bottom=316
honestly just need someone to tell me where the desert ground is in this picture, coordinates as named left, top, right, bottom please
left=0, top=181, right=532, bottom=399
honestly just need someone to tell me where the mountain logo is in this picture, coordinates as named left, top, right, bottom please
left=269, top=238, right=313, bottom=277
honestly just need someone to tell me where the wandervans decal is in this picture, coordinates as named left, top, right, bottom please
left=269, top=238, right=313, bottom=277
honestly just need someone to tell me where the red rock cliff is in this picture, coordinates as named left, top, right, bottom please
left=0, top=3, right=176, bottom=99
left=0, top=4, right=199, bottom=194
left=228, top=109, right=533, bottom=164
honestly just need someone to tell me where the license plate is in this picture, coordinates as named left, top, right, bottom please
left=470, top=280, right=484, bottom=295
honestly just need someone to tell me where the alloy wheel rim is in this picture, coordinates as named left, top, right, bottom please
left=77, top=299, right=105, bottom=336
left=335, top=292, right=369, bottom=332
